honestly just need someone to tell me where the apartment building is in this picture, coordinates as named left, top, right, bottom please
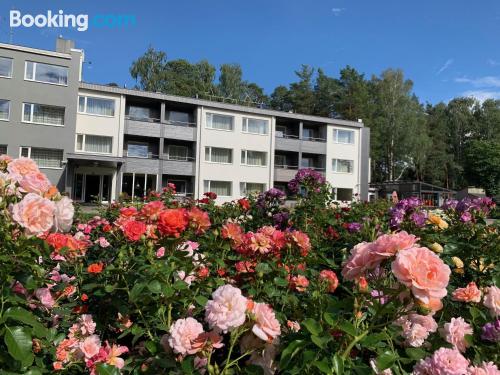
left=0, top=39, right=370, bottom=204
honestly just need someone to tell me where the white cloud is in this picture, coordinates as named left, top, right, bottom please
left=331, top=8, right=345, bottom=16
left=436, top=59, right=454, bottom=75
left=462, top=90, right=500, bottom=102
left=487, top=59, right=500, bottom=66
left=455, top=76, right=500, bottom=87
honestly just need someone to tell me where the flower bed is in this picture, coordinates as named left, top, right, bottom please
left=0, top=155, right=499, bottom=374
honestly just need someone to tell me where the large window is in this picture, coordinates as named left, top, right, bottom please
left=336, top=188, right=353, bottom=201
left=205, top=147, right=232, bottom=164
left=0, top=99, right=10, bottom=120
left=76, top=134, right=112, bottom=154
left=0, top=145, right=7, bottom=155
left=240, top=182, right=266, bottom=195
left=166, top=145, right=189, bottom=161
left=122, top=173, right=157, bottom=200
left=20, top=147, right=63, bottom=169
left=79, top=96, right=115, bottom=117
left=206, top=113, right=233, bottom=131
left=127, top=142, right=149, bottom=158
left=22, top=103, right=65, bottom=126
left=241, top=150, right=267, bottom=166
left=167, top=111, right=192, bottom=125
left=0, top=57, right=13, bottom=78
left=204, top=180, right=232, bottom=197
left=332, top=159, right=354, bottom=173
left=333, top=129, right=354, bottom=144
left=242, top=117, right=268, bottom=135
left=25, top=61, right=68, bottom=85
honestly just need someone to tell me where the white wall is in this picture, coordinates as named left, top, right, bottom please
left=75, top=89, right=124, bottom=157
left=326, top=125, right=361, bottom=199
left=197, top=107, right=273, bottom=203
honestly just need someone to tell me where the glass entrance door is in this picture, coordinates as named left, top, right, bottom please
left=74, top=173, right=113, bottom=203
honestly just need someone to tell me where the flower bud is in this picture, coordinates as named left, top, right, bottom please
left=429, top=242, right=443, bottom=253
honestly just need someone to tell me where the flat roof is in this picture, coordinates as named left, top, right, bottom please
left=80, top=82, right=364, bottom=128
left=0, top=42, right=73, bottom=59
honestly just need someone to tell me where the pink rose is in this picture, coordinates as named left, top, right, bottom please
left=483, top=286, right=500, bottom=318
left=391, top=247, right=450, bottom=304
left=7, top=157, right=39, bottom=181
left=452, top=282, right=482, bottom=303
left=156, top=246, right=165, bottom=258
left=54, top=197, right=74, bottom=232
left=205, top=285, right=248, bottom=333
left=251, top=303, right=281, bottom=341
left=341, top=242, right=381, bottom=281
left=35, top=288, right=55, bottom=308
left=19, top=172, right=51, bottom=195
left=95, top=237, right=110, bottom=248
left=439, top=317, right=473, bottom=352
left=394, top=313, right=437, bottom=347
left=79, top=334, right=101, bottom=359
left=168, top=317, right=204, bottom=355
left=413, top=348, right=469, bottom=375
left=467, top=362, right=500, bottom=375
left=11, top=193, right=55, bottom=235
left=372, top=231, right=419, bottom=257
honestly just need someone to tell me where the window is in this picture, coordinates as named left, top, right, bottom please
left=333, top=129, right=354, bottom=144
left=20, top=147, right=63, bottom=168
left=0, top=145, right=7, bottom=155
left=168, top=111, right=192, bottom=124
left=127, top=106, right=159, bottom=121
left=166, top=145, right=189, bottom=161
left=301, top=157, right=314, bottom=168
left=167, top=180, right=188, bottom=195
left=336, top=188, right=353, bottom=201
left=127, top=142, right=149, bottom=158
left=206, top=113, right=233, bottom=131
left=241, top=150, right=267, bottom=166
left=0, top=57, right=13, bottom=78
left=122, top=173, right=157, bottom=200
left=0, top=99, right=10, bottom=120
left=274, top=154, right=286, bottom=167
left=76, top=134, right=112, bottom=154
left=25, top=61, right=68, bottom=85
left=22, top=103, right=65, bottom=126
left=332, top=159, right=354, bottom=173
left=240, top=182, right=266, bottom=195
left=205, top=147, right=232, bottom=164
left=242, top=117, right=268, bottom=135
left=204, top=180, right=232, bottom=197
left=78, top=96, right=115, bottom=117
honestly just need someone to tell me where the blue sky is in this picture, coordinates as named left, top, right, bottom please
left=1, top=0, right=500, bottom=104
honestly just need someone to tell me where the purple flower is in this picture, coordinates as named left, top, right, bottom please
left=442, top=199, right=458, bottom=210
left=287, top=168, right=326, bottom=194
left=256, top=188, right=286, bottom=209
left=370, top=290, right=388, bottom=305
left=410, top=211, right=427, bottom=227
left=460, top=211, right=472, bottom=223
left=481, top=320, right=500, bottom=342
left=272, top=211, right=289, bottom=229
left=346, top=222, right=362, bottom=233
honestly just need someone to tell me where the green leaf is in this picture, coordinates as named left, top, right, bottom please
left=332, top=354, right=344, bottom=375
left=311, top=334, right=331, bottom=349
left=129, top=282, right=145, bottom=302
left=255, top=262, right=271, bottom=274
left=194, top=295, right=208, bottom=307
left=95, top=363, right=121, bottom=375
left=2, top=307, right=48, bottom=337
left=104, top=284, right=115, bottom=293
left=145, top=340, right=157, bottom=354
left=147, top=280, right=162, bottom=294
left=405, top=347, right=427, bottom=360
left=303, top=318, right=323, bottom=336
left=323, top=312, right=337, bottom=327
left=376, top=351, right=397, bottom=371
left=313, top=360, right=332, bottom=374
left=279, top=340, right=306, bottom=369
left=338, top=321, right=357, bottom=336
left=273, top=277, right=289, bottom=287
left=173, top=280, right=188, bottom=290
left=4, top=325, right=34, bottom=367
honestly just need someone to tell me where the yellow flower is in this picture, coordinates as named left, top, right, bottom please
left=429, top=242, right=444, bottom=253
left=470, top=258, right=495, bottom=273
left=452, top=256, right=464, bottom=268
left=428, top=213, right=448, bottom=230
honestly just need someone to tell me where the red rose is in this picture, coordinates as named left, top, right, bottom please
left=319, top=270, right=339, bottom=293
left=157, top=209, right=188, bottom=237
left=238, top=198, right=250, bottom=211
left=122, top=220, right=147, bottom=241
left=120, top=207, right=138, bottom=218
left=188, top=207, right=211, bottom=234
left=204, top=192, right=217, bottom=200
left=87, top=263, right=104, bottom=274
left=45, top=233, right=68, bottom=251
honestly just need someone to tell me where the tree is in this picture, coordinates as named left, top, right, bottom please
left=313, top=68, right=340, bottom=117
left=465, top=140, right=500, bottom=197
left=288, top=65, right=316, bottom=114
left=270, top=85, right=292, bottom=112
left=334, top=66, right=372, bottom=122
left=130, top=47, right=168, bottom=92
left=218, top=63, right=245, bottom=100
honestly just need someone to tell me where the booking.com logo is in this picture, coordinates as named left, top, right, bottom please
left=9, top=10, right=136, bottom=32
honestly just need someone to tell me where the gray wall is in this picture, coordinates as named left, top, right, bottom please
left=0, top=45, right=81, bottom=193
left=360, top=127, right=371, bottom=201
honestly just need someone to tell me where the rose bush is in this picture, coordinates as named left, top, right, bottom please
left=0, top=158, right=499, bottom=374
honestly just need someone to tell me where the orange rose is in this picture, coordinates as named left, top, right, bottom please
left=87, top=263, right=104, bottom=274
left=157, top=208, right=188, bottom=237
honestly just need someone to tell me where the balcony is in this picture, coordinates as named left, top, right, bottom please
left=275, top=133, right=300, bottom=152
left=123, top=155, right=160, bottom=174
left=274, top=165, right=299, bottom=182
left=164, top=120, right=197, bottom=141
left=162, top=155, right=196, bottom=176
left=125, top=116, right=161, bottom=138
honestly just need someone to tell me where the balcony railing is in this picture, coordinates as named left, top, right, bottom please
left=275, top=164, right=299, bottom=169
left=165, top=120, right=196, bottom=127
left=163, top=155, right=196, bottom=161
left=276, top=132, right=299, bottom=139
left=125, top=115, right=161, bottom=123
left=302, top=136, right=326, bottom=142
left=125, top=151, right=159, bottom=159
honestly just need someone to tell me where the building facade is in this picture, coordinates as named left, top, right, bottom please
left=1, top=39, right=370, bottom=203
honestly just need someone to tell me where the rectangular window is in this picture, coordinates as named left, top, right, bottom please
left=0, top=57, right=13, bottom=78
left=20, top=147, right=63, bottom=168
left=126, top=106, right=160, bottom=121
left=25, top=61, right=68, bottom=85
left=76, top=134, right=112, bottom=154
left=22, top=103, right=65, bottom=126
left=206, top=113, right=233, bottom=131
left=336, top=188, right=353, bottom=201
left=0, top=99, right=10, bottom=120
left=275, top=154, right=286, bottom=167
left=127, top=142, right=149, bottom=158
left=0, top=145, right=7, bottom=155
left=167, top=179, right=188, bottom=195
left=166, top=145, right=189, bottom=161
left=204, top=180, right=232, bottom=197
left=78, top=96, right=115, bottom=117
left=205, top=147, right=233, bottom=164
left=332, top=159, right=354, bottom=173
left=167, top=111, right=192, bottom=124
left=301, top=157, right=314, bottom=168
left=122, top=173, right=157, bottom=200
left=240, top=182, right=266, bottom=195
left=241, top=150, right=267, bottom=166
left=333, top=129, right=354, bottom=144
left=242, top=117, right=268, bottom=135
